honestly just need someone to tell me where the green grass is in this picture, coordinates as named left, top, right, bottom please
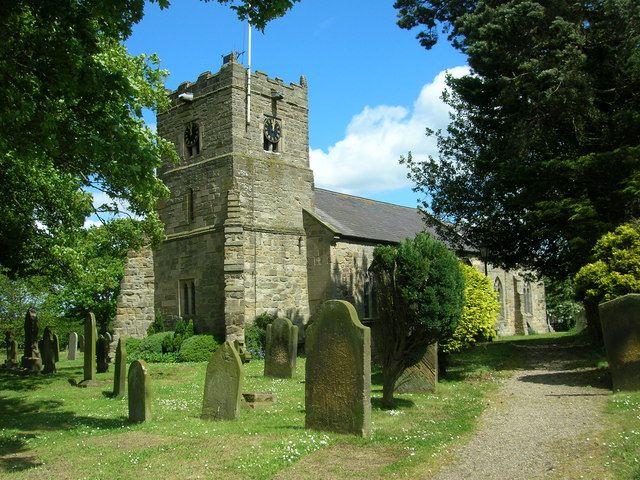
left=0, top=331, right=634, bottom=479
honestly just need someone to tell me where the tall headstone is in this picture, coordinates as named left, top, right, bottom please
left=41, top=327, right=57, bottom=374
left=83, top=312, right=96, bottom=381
left=395, top=343, right=438, bottom=394
left=78, top=334, right=84, bottom=352
left=96, top=334, right=110, bottom=373
left=113, top=337, right=127, bottom=397
left=599, top=294, right=640, bottom=391
left=67, top=332, right=78, bottom=360
left=21, top=308, right=42, bottom=372
left=202, top=341, right=243, bottom=421
left=264, top=317, right=298, bottom=378
left=5, top=331, right=18, bottom=366
left=128, top=360, right=151, bottom=422
left=305, top=300, right=371, bottom=437
left=52, top=332, right=60, bottom=363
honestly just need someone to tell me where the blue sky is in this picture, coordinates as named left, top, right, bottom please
left=125, top=0, right=468, bottom=208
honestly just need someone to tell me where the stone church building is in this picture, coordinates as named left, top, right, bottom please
left=112, top=54, right=548, bottom=346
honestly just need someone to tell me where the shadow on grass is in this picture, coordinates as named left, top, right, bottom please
left=0, top=434, right=42, bottom=472
left=371, top=396, right=415, bottom=410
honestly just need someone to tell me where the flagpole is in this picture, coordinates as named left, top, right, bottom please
left=246, top=21, right=252, bottom=128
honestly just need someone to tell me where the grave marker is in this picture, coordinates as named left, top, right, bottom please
left=264, top=317, right=298, bottom=378
left=83, top=313, right=96, bottom=382
left=128, top=360, right=151, bottom=422
left=395, top=343, right=438, bottom=394
left=305, top=300, right=371, bottom=437
left=41, top=326, right=57, bottom=374
left=113, top=337, right=126, bottom=397
left=21, top=309, right=42, bottom=372
left=67, top=332, right=78, bottom=360
left=202, top=341, right=243, bottom=421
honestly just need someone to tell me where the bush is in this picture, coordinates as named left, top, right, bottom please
left=244, top=312, right=277, bottom=356
left=147, top=312, right=165, bottom=335
left=126, top=337, right=142, bottom=356
left=575, top=222, right=640, bottom=304
left=441, top=264, right=499, bottom=354
left=177, top=335, right=220, bottom=362
left=138, top=332, right=173, bottom=355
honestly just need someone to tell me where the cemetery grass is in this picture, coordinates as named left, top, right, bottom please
left=0, top=332, right=633, bottom=479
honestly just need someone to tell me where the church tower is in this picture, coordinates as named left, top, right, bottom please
left=154, top=53, right=314, bottom=341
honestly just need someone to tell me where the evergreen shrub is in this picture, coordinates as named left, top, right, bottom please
left=442, top=263, right=499, bottom=353
left=177, top=334, right=220, bottom=362
left=138, top=332, right=173, bottom=355
left=245, top=312, right=277, bottom=356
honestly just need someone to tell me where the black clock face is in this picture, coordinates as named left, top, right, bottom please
left=184, top=122, right=199, bottom=147
left=264, top=118, right=281, bottom=143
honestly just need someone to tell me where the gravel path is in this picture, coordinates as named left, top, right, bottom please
left=429, top=345, right=612, bottom=480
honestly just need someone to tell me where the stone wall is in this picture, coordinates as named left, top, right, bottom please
left=303, top=211, right=334, bottom=317
left=112, top=247, right=155, bottom=348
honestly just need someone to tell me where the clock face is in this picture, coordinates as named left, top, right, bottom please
left=264, top=118, right=281, bottom=143
left=184, top=122, right=199, bottom=147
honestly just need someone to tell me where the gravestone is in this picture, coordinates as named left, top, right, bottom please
left=96, top=334, right=110, bottom=373
left=83, top=313, right=96, bottom=382
left=599, top=294, right=640, bottom=391
left=202, top=341, right=243, bottom=421
left=41, top=327, right=57, bottom=374
left=128, top=360, right=151, bottom=422
left=67, top=332, right=78, bottom=360
left=5, top=332, right=18, bottom=366
left=113, top=337, right=126, bottom=396
left=264, top=317, right=298, bottom=378
left=78, top=334, right=84, bottom=352
left=395, top=343, right=438, bottom=394
left=305, top=300, right=371, bottom=437
left=105, top=332, right=112, bottom=343
left=52, top=332, right=60, bottom=363
left=21, top=308, right=42, bottom=372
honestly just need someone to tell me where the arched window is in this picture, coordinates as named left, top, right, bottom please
left=523, top=281, right=533, bottom=315
left=494, top=277, right=504, bottom=319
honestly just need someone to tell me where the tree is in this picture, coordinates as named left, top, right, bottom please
left=0, top=0, right=300, bottom=275
left=396, top=0, right=640, bottom=279
left=441, top=263, right=498, bottom=355
left=370, top=233, right=465, bottom=407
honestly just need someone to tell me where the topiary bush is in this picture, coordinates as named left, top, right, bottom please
left=138, top=332, right=173, bottom=355
left=177, top=334, right=220, bottom=362
left=147, top=312, right=165, bottom=335
left=441, top=263, right=499, bottom=354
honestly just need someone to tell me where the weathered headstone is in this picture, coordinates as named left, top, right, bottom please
left=78, top=334, right=84, bottom=352
left=599, top=294, right=640, bottom=391
left=395, top=343, right=438, bottom=394
left=67, top=332, right=78, bottom=360
left=96, top=334, right=110, bottom=373
left=202, top=341, right=243, bottom=421
left=52, top=332, right=60, bottom=363
left=5, top=332, right=18, bottom=366
left=128, top=360, right=151, bottom=422
left=83, top=312, right=96, bottom=382
left=264, top=317, right=298, bottom=378
left=113, top=337, right=126, bottom=396
left=305, top=300, right=371, bottom=437
left=105, top=332, right=112, bottom=343
left=233, top=339, right=252, bottom=363
left=41, top=327, right=57, bottom=374
left=21, top=308, right=42, bottom=372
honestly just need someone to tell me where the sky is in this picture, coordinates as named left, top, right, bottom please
left=124, top=0, right=468, bottom=209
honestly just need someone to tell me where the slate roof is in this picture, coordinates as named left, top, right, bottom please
left=312, top=188, right=441, bottom=244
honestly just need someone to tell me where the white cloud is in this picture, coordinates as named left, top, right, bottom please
left=310, top=66, right=470, bottom=194
left=83, top=188, right=137, bottom=228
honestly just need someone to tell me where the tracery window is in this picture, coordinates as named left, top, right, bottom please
left=523, top=281, right=533, bottom=315
left=494, top=277, right=504, bottom=319
left=180, top=279, right=196, bottom=316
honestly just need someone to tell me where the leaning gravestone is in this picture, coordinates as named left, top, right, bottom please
left=395, top=343, right=438, bottom=394
left=21, top=308, right=42, bottom=372
left=113, top=337, right=127, bottom=397
left=202, top=341, right=243, bottom=421
left=52, top=332, right=60, bottom=363
left=305, top=300, right=371, bottom=437
left=96, top=334, right=110, bottom=373
left=83, top=313, right=97, bottom=382
left=599, top=294, right=640, bottom=391
left=128, top=360, right=151, bottom=422
left=78, top=334, right=84, bottom=352
left=264, top=317, right=298, bottom=378
left=41, top=327, right=57, bottom=374
left=67, top=332, right=78, bottom=360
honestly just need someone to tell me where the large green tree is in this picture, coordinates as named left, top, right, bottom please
left=0, top=0, right=299, bottom=275
left=396, top=0, right=640, bottom=279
